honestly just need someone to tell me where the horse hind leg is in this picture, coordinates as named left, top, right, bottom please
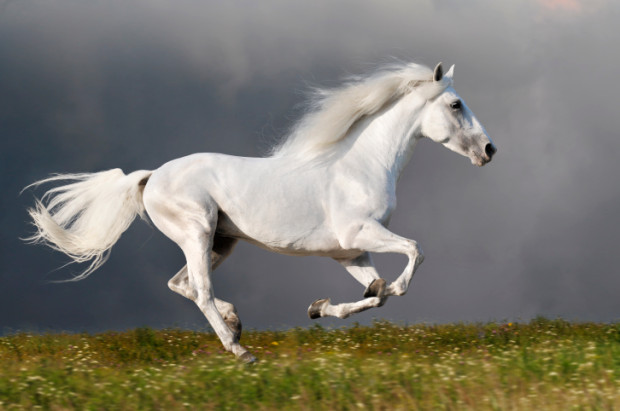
left=168, top=236, right=242, bottom=340
left=215, top=298, right=242, bottom=341
left=168, top=234, right=238, bottom=297
left=167, top=266, right=193, bottom=300
left=168, top=266, right=242, bottom=341
left=182, top=229, right=254, bottom=362
left=145, top=191, right=253, bottom=362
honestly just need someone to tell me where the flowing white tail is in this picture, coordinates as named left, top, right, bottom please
left=24, top=168, right=152, bottom=280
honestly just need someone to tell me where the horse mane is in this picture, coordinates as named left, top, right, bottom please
left=269, top=62, right=451, bottom=162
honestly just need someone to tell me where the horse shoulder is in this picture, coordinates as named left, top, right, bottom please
left=328, top=163, right=397, bottom=217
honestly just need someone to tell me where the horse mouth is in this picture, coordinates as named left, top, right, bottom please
left=472, top=154, right=492, bottom=167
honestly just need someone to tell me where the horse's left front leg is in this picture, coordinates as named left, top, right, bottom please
left=342, top=220, right=424, bottom=297
left=308, top=221, right=423, bottom=319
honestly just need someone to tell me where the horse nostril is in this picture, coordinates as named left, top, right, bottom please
left=485, top=143, right=497, bottom=158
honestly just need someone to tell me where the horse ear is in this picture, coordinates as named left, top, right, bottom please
left=445, top=64, right=455, bottom=79
left=433, top=62, right=443, bottom=82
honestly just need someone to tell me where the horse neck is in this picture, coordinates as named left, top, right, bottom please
left=342, top=93, right=426, bottom=181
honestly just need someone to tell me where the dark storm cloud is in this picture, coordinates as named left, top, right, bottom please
left=1, top=0, right=619, bottom=333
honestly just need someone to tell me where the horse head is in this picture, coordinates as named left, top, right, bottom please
left=420, top=63, right=497, bottom=166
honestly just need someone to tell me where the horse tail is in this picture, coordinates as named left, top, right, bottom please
left=23, top=168, right=153, bottom=281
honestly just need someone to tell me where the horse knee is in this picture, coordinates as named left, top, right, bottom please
left=409, top=240, right=424, bottom=264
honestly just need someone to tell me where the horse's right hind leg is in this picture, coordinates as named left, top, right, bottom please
left=168, top=235, right=242, bottom=339
left=168, top=267, right=242, bottom=340
left=144, top=190, right=253, bottom=362
left=170, top=233, right=238, bottom=290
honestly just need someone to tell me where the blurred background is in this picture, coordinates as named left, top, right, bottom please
left=1, top=0, right=619, bottom=333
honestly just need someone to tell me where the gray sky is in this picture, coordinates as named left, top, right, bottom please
left=1, top=0, right=619, bottom=333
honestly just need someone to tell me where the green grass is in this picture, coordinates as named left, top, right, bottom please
left=1, top=318, right=619, bottom=410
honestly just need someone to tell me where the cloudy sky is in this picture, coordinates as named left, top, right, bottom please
left=1, top=0, right=619, bottom=334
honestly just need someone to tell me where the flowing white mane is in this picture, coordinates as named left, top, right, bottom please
left=270, top=62, right=451, bottom=161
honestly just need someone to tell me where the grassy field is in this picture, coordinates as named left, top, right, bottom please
left=1, top=318, right=619, bottom=410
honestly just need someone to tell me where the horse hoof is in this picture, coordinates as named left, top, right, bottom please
left=363, top=278, right=386, bottom=298
left=308, top=298, right=329, bottom=319
left=239, top=351, right=257, bottom=364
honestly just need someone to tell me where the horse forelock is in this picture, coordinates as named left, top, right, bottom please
left=269, top=62, right=451, bottom=163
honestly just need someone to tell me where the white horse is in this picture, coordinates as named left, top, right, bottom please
left=25, top=62, right=496, bottom=362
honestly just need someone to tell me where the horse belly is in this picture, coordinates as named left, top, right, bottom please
left=216, top=202, right=348, bottom=257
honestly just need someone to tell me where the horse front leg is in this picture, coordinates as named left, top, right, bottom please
left=338, top=252, right=389, bottom=304
left=308, top=252, right=387, bottom=319
left=342, top=221, right=424, bottom=298
left=308, top=296, right=386, bottom=319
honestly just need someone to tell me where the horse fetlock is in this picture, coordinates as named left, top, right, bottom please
left=224, top=314, right=242, bottom=341
left=363, top=278, right=386, bottom=299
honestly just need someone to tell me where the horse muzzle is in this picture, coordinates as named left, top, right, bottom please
left=475, top=143, right=497, bottom=166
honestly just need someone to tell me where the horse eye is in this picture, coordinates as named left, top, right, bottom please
left=450, top=100, right=462, bottom=110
